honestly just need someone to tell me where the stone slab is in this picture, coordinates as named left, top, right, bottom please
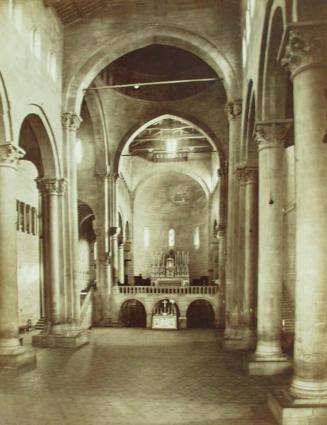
left=245, top=355, right=292, bottom=375
left=223, top=338, right=254, bottom=350
left=269, top=388, right=327, bottom=425
left=0, top=349, right=36, bottom=368
left=152, top=315, right=177, bottom=329
left=32, top=332, right=89, bottom=348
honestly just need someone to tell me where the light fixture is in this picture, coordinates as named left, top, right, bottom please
left=166, top=137, right=177, bottom=154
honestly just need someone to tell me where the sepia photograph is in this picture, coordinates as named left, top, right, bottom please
left=0, top=0, right=326, bottom=424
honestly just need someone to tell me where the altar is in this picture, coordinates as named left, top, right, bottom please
left=150, top=250, right=190, bottom=286
left=152, top=299, right=178, bottom=329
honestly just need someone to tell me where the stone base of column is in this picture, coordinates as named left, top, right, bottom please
left=268, top=388, right=327, bottom=425
left=179, top=316, right=187, bottom=329
left=223, top=328, right=256, bottom=350
left=245, top=353, right=291, bottom=375
left=0, top=340, right=36, bottom=368
left=32, top=325, right=89, bottom=349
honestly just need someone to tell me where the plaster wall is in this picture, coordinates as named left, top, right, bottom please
left=16, top=161, right=40, bottom=326
left=133, top=172, right=209, bottom=281
left=0, top=0, right=63, bottom=155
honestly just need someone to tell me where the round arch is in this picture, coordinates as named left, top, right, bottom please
left=17, top=105, right=60, bottom=178
left=119, top=299, right=146, bottom=328
left=64, top=24, right=240, bottom=114
left=114, top=112, right=225, bottom=176
left=186, top=299, right=215, bottom=328
left=256, top=1, right=290, bottom=121
left=0, top=72, right=13, bottom=143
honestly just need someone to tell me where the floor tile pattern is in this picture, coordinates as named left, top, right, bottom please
left=0, top=329, right=285, bottom=425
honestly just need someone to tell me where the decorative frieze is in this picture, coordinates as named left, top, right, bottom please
left=61, top=112, right=82, bottom=131
left=225, top=99, right=242, bottom=121
left=281, top=23, right=327, bottom=77
left=255, top=120, right=292, bottom=152
left=0, top=143, right=25, bottom=168
left=36, top=177, right=67, bottom=195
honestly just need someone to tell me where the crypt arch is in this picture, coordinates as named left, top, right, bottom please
left=186, top=299, right=215, bottom=328
left=119, top=299, right=146, bottom=328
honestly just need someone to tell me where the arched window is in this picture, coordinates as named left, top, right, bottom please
left=144, top=227, right=149, bottom=250
left=13, top=3, right=22, bottom=31
left=31, top=27, right=41, bottom=59
left=48, top=51, right=57, bottom=80
left=168, top=228, right=175, bottom=248
left=193, top=226, right=200, bottom=250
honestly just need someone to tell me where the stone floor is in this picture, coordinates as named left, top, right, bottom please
left=0, top=328, right=288, bottom=425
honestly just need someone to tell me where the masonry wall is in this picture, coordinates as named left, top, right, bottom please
left=16, top=161, right=40, bottom=326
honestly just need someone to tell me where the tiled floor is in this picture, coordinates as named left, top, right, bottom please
left=0, top=328, right=285, bottom=425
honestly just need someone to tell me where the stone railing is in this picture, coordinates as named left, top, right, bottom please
left=116, top=285, right=219, bottom=296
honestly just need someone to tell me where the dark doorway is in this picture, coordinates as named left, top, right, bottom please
left=119, top=300, right=146, bottom=327
left=187, top=300, right=214, bottom=328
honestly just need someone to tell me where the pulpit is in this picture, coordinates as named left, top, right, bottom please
left=151, top=250, right=190, bottom=286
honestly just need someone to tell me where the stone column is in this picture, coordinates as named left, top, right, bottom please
left=269, top=24, right=327, bottom=425
left=242, top=167, right=258, bottom=348
left=61, top=112, right=83, bottom=326
left=217, top=167, right=227, bottom=285
left=36, top=178, right=66, bottom=325
left=0, top=143, right=35, bottom=367
left=224, top=100, right=243, bottom=344
left=95, top=173, right=111, bottom=323
left=110, top=227, right=119, bottom=286
left=118, top=243, right=125, bottom=284
left=247, top=120, right=291, bottom=375
left=33, top=113, right=88, bottom=348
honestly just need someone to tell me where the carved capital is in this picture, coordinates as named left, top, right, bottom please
left=109, top=172, right=119, bottom=183
left=110, top=226, right=120, bottom=237
left=281, top=24, right=327, bottom=77
left=225, top=99, right=242, bottom=121
left=36, top=177, right=67, bottom=195
left=0, top=143, right=25, bottom=168
left=217, top=226, right=226, bottom=238
left=243, top=167, right=258, bottom=185
left=218, top=167, right=228, bottom=178
left=255, top=120, right=292, bottom=152
left=61, top=112, right=82, bottom=131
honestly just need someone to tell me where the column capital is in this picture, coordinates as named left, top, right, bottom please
left=0, top=143, right=25, bottom=169
left=61, top=112, right=82, bottom=131
left=281, top=22, right=327, bottom=77
left=255, top=120, right=292, bottom=152
left=225, top=99, right=242, bottom=121
left=218, top=167, right=228, bottom=178
left=243, top=167, right=258, bottom=185
left=109, top=172, right=119, bottom=183
left=217, top=226, right=226, bottom=238
left=110, top=226, right=120, bottom=237
left=36, top=177, right=67, bottom=195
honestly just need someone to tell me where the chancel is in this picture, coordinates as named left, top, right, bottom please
left=1, top=1, right=327, bottom=425
left=151, top=250, right=190, bottom=286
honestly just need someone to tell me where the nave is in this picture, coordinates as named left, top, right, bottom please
left=0, top=329, right=283, bottom=425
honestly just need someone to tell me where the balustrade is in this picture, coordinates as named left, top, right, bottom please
left=116, top=285, right=218, bottom=296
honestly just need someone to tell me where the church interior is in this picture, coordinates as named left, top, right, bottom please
left=0, top=0, right=327, bottom=424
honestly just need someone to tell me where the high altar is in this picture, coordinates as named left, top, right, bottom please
left=151, top=250, right=190, bottom=286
